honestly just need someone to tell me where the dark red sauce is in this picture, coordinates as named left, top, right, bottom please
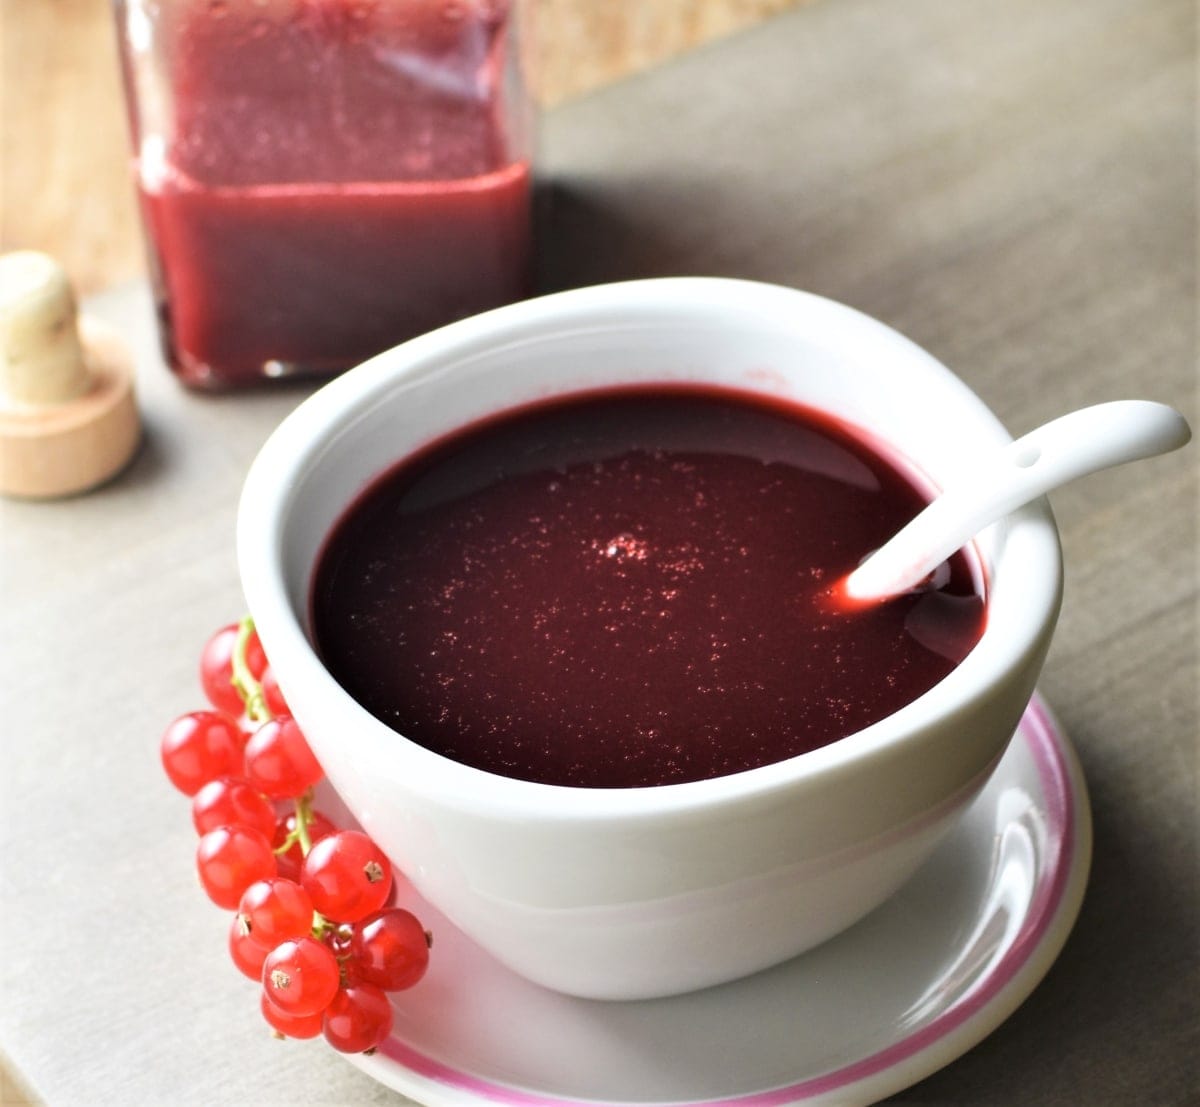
left=311, top=387, right=986, bottom=788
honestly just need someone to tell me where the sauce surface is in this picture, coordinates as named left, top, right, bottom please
left=311, top=387, right=986, bottom=787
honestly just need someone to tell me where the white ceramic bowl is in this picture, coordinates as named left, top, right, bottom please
left=238, top=277, right=1063, bottom=1000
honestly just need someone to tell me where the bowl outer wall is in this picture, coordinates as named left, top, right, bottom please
left=237, top=278, right=1063, bottom=916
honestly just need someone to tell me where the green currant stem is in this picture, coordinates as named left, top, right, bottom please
left=230, top=613, right=332, bottom=941
left=293, top=790, right=315, bottom=855
left=231, top=614, right=314, bottom=863
left=230, top=615, right=270, bottom=724
left=271, top=790, right=317, bottom=857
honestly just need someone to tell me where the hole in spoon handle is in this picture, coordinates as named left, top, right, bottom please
left=1010, top=443, right=1041, bottom=469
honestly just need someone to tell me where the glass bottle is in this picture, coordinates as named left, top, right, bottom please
left=113, top=0, right=536, bottom=388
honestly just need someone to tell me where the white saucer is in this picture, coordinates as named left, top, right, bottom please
left=342, top=695, right=1090, bottom=1106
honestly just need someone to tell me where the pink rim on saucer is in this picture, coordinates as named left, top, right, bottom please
left=346, top=694, right=1090, bottom=1107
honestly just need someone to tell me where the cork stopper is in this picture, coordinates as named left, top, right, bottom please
left=0, top=251, right=141, bottom=498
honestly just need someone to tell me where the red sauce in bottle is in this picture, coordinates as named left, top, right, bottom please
left=130, top=1, right=532, bottom=386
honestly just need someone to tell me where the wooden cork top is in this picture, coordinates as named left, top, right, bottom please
left=0, top=250, right=141, bottom=498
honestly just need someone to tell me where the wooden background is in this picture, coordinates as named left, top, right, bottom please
left=0, top=0, right=807, bottom=297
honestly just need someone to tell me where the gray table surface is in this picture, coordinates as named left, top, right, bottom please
left=2, top=0, right=1195, bottom=1103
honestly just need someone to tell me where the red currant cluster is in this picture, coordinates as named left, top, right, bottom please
left=160, top=617, right=430, bottom=1054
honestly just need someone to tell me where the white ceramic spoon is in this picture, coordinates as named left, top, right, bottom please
left=843, top=400, right=1192, bottom=604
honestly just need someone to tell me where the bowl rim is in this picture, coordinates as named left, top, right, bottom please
left=238, top=276, right=1064, bottom=822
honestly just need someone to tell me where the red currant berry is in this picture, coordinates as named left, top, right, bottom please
left=322, top=984, right=394, bottom=1054
left=161, top=711, right=244, bottom=796
left=260, top=992, right=323, bottom=1039
left=243, top=716, right=323, bottom=799
left=200, top=623, right=267, bottom=718
left=350, top=909, right=431, bottom=992
left=229, top=915, right=270, bottom=980
left=192, top=776, right=276, bottom=839
left=237, top=878, right=314, bottom=949
left=301, top=831, right=393, bottom=924
left=273, top=808, right=336, bottom=882
left=262, top=937, right=340, bottom=1017
left=196, top=825, right=277, bottom=909
left=261, top=665, right=290, bottom=717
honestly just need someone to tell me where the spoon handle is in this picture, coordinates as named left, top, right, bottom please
left=844, top=400, right=1192, bottom=603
